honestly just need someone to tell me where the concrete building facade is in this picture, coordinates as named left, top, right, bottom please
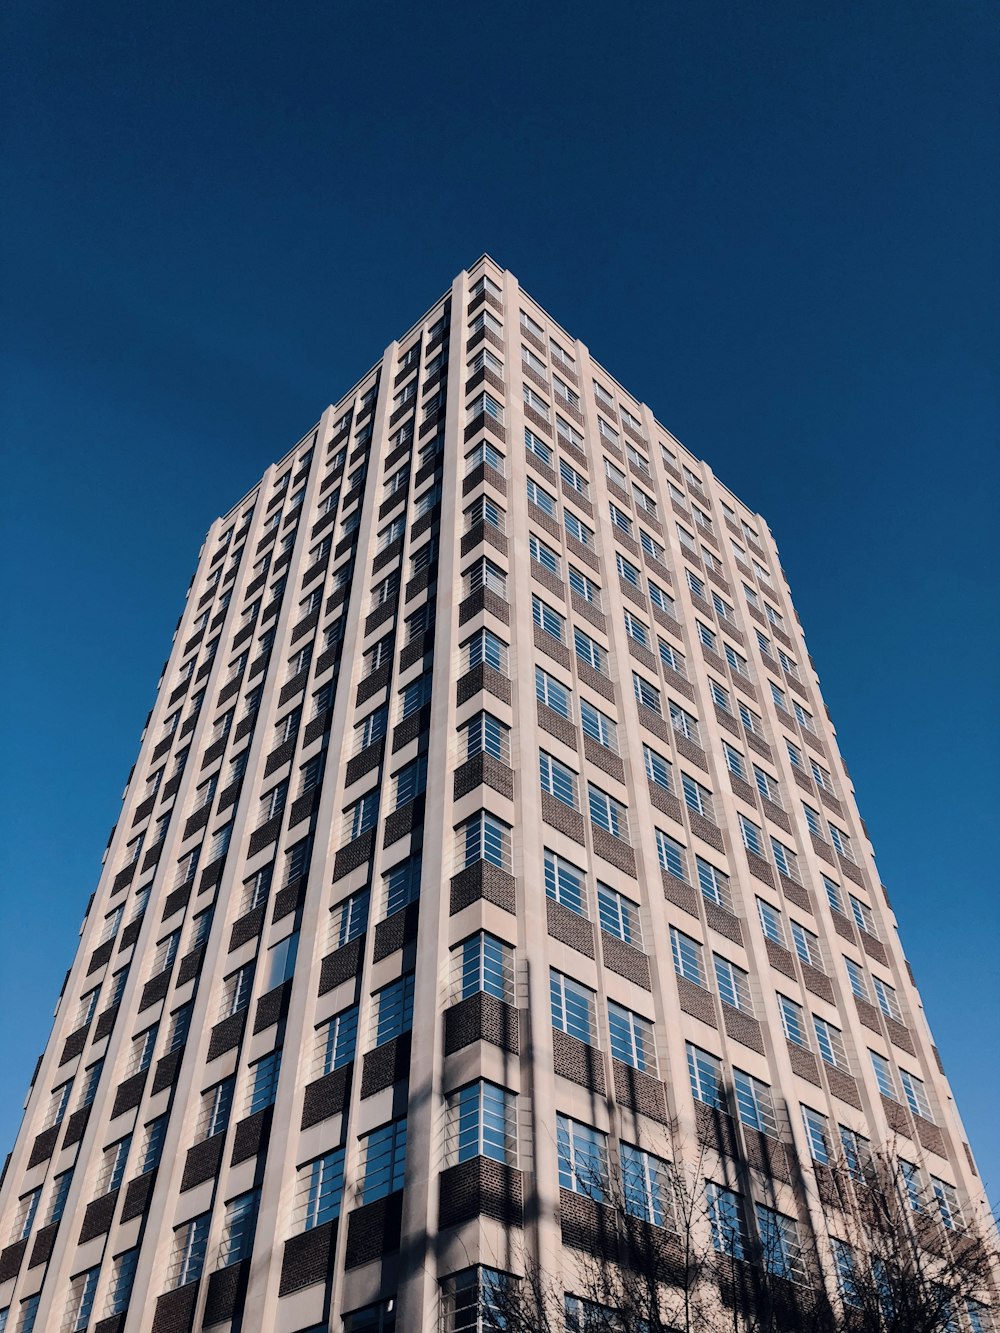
left=0, top=257, right=990, bottom=1333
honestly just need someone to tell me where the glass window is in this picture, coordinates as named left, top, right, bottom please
left=670, top=927, right=705, bottom=986
left=359, top=1118, right=408, bottom=1202
left=544, top=850, right=587, bottom=916
left=608, top=1001, right=655, bottom=1072
left=446, top=1081, right=517, bottom=1166
left=452, top=933, right=514, bottom=1004
left=733, top=1069, right=777, bottom=1136
left=621, top=1143, right=673, bottom=1229
left=556, top=1115, right=608, bottom=1202
left=596, top=883, right=640, bottom=947
left=550, top=970, right=597, bottom=1045
left=656, top=829, right=688, bottom=880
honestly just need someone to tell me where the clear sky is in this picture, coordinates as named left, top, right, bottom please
left=1, top=1, right=997, bottom=1198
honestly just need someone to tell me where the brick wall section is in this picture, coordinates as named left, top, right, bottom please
left=207, top=1010, right=247, bottom=1061
left=453, top=754, right=514, bottom=802
left=786, top=1041, right=822, bottom=1087
left=344, top=1191, right=404, bottom=1268
left=449, top=862, right=516, bottom=916
left=301, top=1065, right=352, bottom=1129
left=612, top=1060, right=669, bottom=1122
left=723, top=1005, right=765, bottom=1054
left=546, top=898, right=595, bottom=958
left=203, top=1259, right=249, bottom=1326
left=552, top=1030, right=606, bottom=1094
left=676, top=975, right=717, bottom=1027
left=438, top=1157, right=523, bottom=1229
left=559, top=1190, right=618, bottom=1255
left=181, top=1133, right=225, bottom=1192
left=373, top=902, right=420, bottom=962
left=601, top=934, right=651, bottom=989
left=120, top=1171, right=156, bottom=1222
left=318, top=936, right=365, bottom=994
left=231, top=1107, right=273, bottom=1166
left=79, top=1188, right=119, bottom=1242
left=278, top=1219, right=337, bottom=1296
left=151, top=1282, right=199, bottom=1333
left=443, top=993, right=520, bottom=1057
left=541, top=792, right=586, bottom=844
left=361, top=1032, right=412, bottom=1098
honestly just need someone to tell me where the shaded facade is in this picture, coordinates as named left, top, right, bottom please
left=0, top=256, right=990, bottom=1332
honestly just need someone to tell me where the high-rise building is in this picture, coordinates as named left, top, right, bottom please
left=0, top=257, right=990, bottom=1333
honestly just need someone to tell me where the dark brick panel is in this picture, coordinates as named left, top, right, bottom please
left=344, top=1192, right=403, bottom=1269
left=278, top=1219, right=338, bottom=1296
left=79, top=1188, right=119, bottom=1242
left=253, top=979, right=291, bottom=1034
left=28, top=1221, right=58, bottom=1268
left=601, top=935, right=650, bottom=989
left=553, top=1029, right=605, bottom=1093
left=230, top=905, right=267, bottom=951
left=0, top=1238, right=28, bottom=1282
left=151, top=1282, right=199, bottom=1333
left=676, top=975, right=717, bottom=1027
left=181, top=1133, right=225, bottom=1192
left=231, top=1106, right=273, bottom=1166
left=151, top=1046, right=184, bottom=1095
left=60, top=1023, right=91, bottom=1065
left=443, top=992, right=519, bottom=1056
left=546, top=898, right=595, bottom=958
left=139, top=969, right=172, bottom=1013
left=95, top=1003, right=120, bottom=1039
left=723, top=1005, right=765, bottom=1054
left=560, top=1190, right=618, bottom=1255
left=449, top=862, right=516, bottom=915
left=120, top=1170, right=156, bottom=1222
left=318, top=936, right=365, bottom=995
left=207, top=1010, right=247, bottom=1062
left=333, top=829, right=375, bottom=880
left=111, top=1072, right=147, bottom=1119
left=360, top=1032, right=411, bottom=1098
left=373, top=902, right=419, bottom=962
left=439, top=1157, right=523, bottom=1229
left=613, top=1061, right=669, bottom=1122
left=301, top=1065, right=352, bottom=1130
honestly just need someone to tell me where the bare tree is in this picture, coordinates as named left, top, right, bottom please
left=445, top=1140, right=997, bottom=1333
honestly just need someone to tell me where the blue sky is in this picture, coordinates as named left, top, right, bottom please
left=1, top=1, right=997, bottom=1196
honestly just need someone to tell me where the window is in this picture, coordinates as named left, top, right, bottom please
left=370, top=571, right=400, bottom=611
left=621, top=1144, right=673, bottom=1229
left=697, top=857, right=733, bottom=911
left=359, top=1118, right=408, bottom=1202
left=778, top=994, right=809, bottom=1047
left=931, top=1177, right=962, bottom=1230
left=724, top=646, right=749, bottom=680
left=740, top=814, right=765, bottom=858
left=104, top=1248, right=138, bottom=1319
left=220, top=964, right=253, bottom=1019
left=373, top=974, right=415, bottom=1046
left=382, top=854, right=422, bottom=918
left=669, top=701, right=700, bottom=742
left=814, top=1016, right=848, bottom=1070
left=824, top=876, right=846, bottom=916
left=588, top=784, right=628, bottom=839
left=464, top=627, right=508, bottom=673
left=560, top=458, right=588, bottom=495
left=564, top=509, right=594, bottom=546
left=794, top=700, right=816, bottom=734
left=850, top=894, right=878, bottom=938
left=839, top=1125, right=871, bottom=1181
left=754, top=766, right=781, bottom=805
left=869, top=977, right=902, bottom=1025
left=681, top=773, right=713, bottom=820
left=453, top=932, right=514, bottom=1004
left=696, top=620, right=717, bottom=651
left=557, top=415, right=585, bottom=450
left=597, top=883, right=640, bottom=947
left=245, top=1049, right=282, bottom=1115
left=218, top=1191, right=258, bottom=1268
left=714, top=955, right=753, bottom=1012
left=260, top=781, right=288, bottom=822
left=460, top=810, right=512, bottom=870
left=556, top=1115, right=608, bottom=1202
left=568, top=565, right=601, bottom=605
left=648, top=579, right=674, bottom=615
left=10, top=1188, right=41, bottom=1242
left=536, top=666, right=570, bottom=718
left=544, top=850, right=587, bottom=916
left=633, top=672, right=661, bottom=714
left=64, top=1267, right=100, bottom=1333
left=608, top=502, right=632, bottom=535
left=802, top=802, right=824, bottom=837
left=316, top=1006, right=358, bottom=1076
left=330, top=888, right=369, bottom=949
left=464, top=556, right=506, bottom=598
left=540, top=750, right=578, bottom=807
left=573, top=628, right=605, bottom=672
left=526, top=478, right=556, bottom=516
left=670, top=927, right=706, bottom=986
left=706, top=1183, right=749, bottom=1259
left=722, top=742, right=746, bottom=780
left=900, top=1069, right=933, bottom=1121
left=623, top=609, right=648, bottom=646
left=608, top=1002, right=655, bottom=1072
left=531, top=594, right=564, bottom=641
left=392, top=755, right=427, bottom=808
left=811, top=759, right=834, bottom=792
left=364, top=635, right=393, bottom=675
left=900, top=1158, right=924, bottom=1212
left=522, top=385, right=549, bottom=421
left=617, top=552, right=641, bottom=587
left=656, top=829, right=688, bottom=880
left=770, top=680, right=789, bottom=712
left=687, top=569, right=707, bottom=600
left=469, top=392, right=504, bottom=426
left=525, top=427, right=552, bottom=464
left=870, top=1051, right=898, bottom=1100
left=551, top=969, right=598, bottom=1045
left=790, top=921, right=823, bottom=970
left=755, top=1205, right=806, bottom=1283
left=658, top=639, right=685, bottom=677
left=801, top=1105, right=832, bottom=1164
left=198, top=1079, right=234, bottom=1140
left=738, top=700, right=763, bottom=734
left=446, top=1081, right=516, bottom=1165
left=167, top=1214, right=209, bottom=1289
left=295, top=1148, right=345, bottom=1231
left=643, top=744, right=672, bottom=790
left=264, top=928, right=299, bottom=989
left=845, top=957, right=870, bottom=1001
left=771, top=837, right=800, bottom=882
left=346, top=790, right=379, bottom=839
left=355, top=706, right=388, bottom=752
left=687, top=1042, right=725, bottom=1109
left=730, top=1071, right=778, bottom=1135
left=529, top=533, right=560, bottom=575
